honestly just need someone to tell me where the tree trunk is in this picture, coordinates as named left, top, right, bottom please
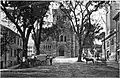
left=77, top=46, right=83, bottom=62
left=77, top=37, right=83, bottom=62
left=22, top=38, right=28, bottom=59
left=36, top=43, right=40, bottom=55
left=34, top=18, right=43, bottom=55
left=34, top=32, right=41, bottom=55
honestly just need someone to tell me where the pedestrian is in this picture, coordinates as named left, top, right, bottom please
left=50, top=56, right=53, bottom=65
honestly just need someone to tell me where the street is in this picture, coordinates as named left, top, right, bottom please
left=1, top=57, right=119, bottom=77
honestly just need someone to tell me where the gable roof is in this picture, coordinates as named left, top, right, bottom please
left=0, top=24, right=21, bottom=37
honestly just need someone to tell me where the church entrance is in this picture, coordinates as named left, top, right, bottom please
left=59, top=46, right=64, bottom=56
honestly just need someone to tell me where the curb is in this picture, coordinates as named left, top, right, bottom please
left=8, top=64, right=20, bottom=69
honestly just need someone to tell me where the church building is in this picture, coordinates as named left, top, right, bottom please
left=39, top=9, right=79, bottom=57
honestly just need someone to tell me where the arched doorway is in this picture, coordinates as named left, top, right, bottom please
left=59, top=46, right=64, bottom=56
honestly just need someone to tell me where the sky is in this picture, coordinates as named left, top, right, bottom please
left=0, top=1, right=107, bottom=46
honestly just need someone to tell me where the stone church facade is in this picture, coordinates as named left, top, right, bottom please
left=39, top=9, right=79, bottom=57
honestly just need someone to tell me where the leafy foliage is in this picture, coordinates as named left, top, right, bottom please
left=41, top=24, right=60, bottom=42
left=31, top=2, right=50, bottom=55
left=1, top=1, right=51, bottom=59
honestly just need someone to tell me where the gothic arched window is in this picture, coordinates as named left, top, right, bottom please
left=64, top=36, right=66, bottom=42
left=60, top=35, right=63, bottom=41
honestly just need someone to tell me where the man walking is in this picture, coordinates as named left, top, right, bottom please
left=49, top=56, right=53, bottom=65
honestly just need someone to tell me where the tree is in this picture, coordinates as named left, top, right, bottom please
left=1, top=1, right=51, bottom=61
left=32, top=21, right=62, bottom=54
left=83, top=21, right=104, bottom=47
left=32, top=2, right=50, bottom=55
left=41, top=23, right=62, bottom=41
left=58, top=1, right=109, bottom=62
left=32, top=8, right=65, bottom=54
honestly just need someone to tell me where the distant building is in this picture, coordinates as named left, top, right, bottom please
left=39, top=9, right=79, bottom=57
left=102, top=1, right=120, bottom=62
left=27, top=36, right=36, bottom=56
left=0, top=24, right=23, bottom=69
left=27, top=45, right=35, bottom=56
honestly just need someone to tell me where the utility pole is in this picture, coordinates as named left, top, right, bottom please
left=104, top=34, right=107, bottom=64
left=113, top=11, right=120, bottom=62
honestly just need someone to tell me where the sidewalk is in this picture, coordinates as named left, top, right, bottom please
left=53, top=57, right=78, bottom=63
left=106, top=61, right=119, bottom=69
left=0, top=64, right=20, bottom=71
left=8, top=64, right=20, bottom=69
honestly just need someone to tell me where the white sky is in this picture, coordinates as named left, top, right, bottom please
left=0, top=1, right=107, bottom=45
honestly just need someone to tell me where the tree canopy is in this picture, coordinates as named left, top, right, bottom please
left=1, top=1, right=51, bottom=59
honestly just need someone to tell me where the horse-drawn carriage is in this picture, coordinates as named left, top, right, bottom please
left=27, top=54, right=48, bottom=67
left=27, top=54, right=55, bottom=67
left=35, top=54, right=48, bottom=65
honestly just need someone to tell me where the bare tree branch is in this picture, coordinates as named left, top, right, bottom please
left=1, top=2, right=23, bottom=36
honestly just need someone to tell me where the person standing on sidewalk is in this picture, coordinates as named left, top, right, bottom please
left=50, top=56, right=53, bottom=65
left=49, top=56, right=56, bottom=65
